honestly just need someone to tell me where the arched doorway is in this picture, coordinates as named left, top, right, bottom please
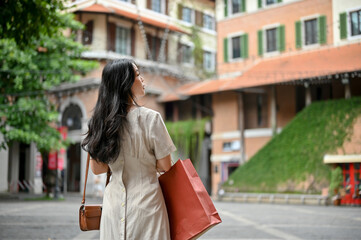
left=61, top=103, right=83, bottom=192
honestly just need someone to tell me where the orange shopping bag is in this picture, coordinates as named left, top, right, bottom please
left=159, top=159, right=222, bottom=240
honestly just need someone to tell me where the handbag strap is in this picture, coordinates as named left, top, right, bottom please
left=82, top=153, right=111, bottom=204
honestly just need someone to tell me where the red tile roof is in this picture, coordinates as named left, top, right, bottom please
left=160, top=43, right=361, bottom=102
left=78, top=3, right=186, bottom=34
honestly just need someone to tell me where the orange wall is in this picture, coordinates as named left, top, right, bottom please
left=244, top=136, right=272, bottom=160
left=337, top=116, right=361, bottom=155
left=212, top=91, right=239, bottom=133
left=217, top=0, right=333, bottom=75
left=276, top=85, right=297, bottom=127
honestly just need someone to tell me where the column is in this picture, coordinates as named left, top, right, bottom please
left=238, top=92, right=246, bottom=164
left=9, top=141, right=19, bottom=193
left=29, top=142, right=43, bottom=194
left=173, top=103, right=179, bottom=121
left=305, top=82, right=312, bottom=106
left=0, top=134, right=9, bottom=192
left=342, top=78, right=351, bottom=99
left=270, top=86, right=277, bottom=136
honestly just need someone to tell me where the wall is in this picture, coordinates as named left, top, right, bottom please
left=217, top=0, right=333, bottom=76
left=336, top=116, right=361, bottom=155
left=276, top=85, right=297, bottom=127
left=212, top=91, right=239, bottom=133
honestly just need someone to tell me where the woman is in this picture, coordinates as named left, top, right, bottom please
left=81, top=59, right=176, bottom=240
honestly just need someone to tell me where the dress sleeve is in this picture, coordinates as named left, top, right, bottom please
left=149, top=112, right=177, bottom=160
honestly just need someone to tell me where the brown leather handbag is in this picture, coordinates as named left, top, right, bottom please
left=79, top=153, right=111, bottom=231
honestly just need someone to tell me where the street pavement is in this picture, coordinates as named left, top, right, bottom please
left=0, top=194, right=360, bottom=240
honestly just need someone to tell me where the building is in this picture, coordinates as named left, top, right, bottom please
left=161, top=0, right=361, bottom=195
left=0, top=0, right=217, bottom=195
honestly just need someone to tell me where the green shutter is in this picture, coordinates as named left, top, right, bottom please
left=277, top=0, right=282, bottom=3
left=340, top=12, right=347, bottom=39
left=241, top=33, right=248, bottom=58
left=318, top=15, right=327, bottom=44
left=258, top=30, right=263, bottom=56
left=278, top=25, right=285, bottom=52
left=224, top=0, right=228, bottom=17
left=295, top=20, right=302, bottom=49
left=224, top=38, right=228, bottom=62
left=242, top=0, right=246, bottom=12
left=258, top=0, right=262, bottom=8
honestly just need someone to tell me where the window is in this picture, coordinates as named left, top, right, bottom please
left=232, top=0, right=241, bottom=14
left=82, top=21, right=93, bottom=45
left=179, top=44, right=192, bottom=64
left=61, top=104, right=82, bottom=131
left=258, top=0, right=282, bottom=9
left=152, top=0, right=161, bottom=13
left=266, top=28, right=277, bottom=52
left=304, top=18, right=318, bottom=45
left=224, top=33, right=248, bottom=62
left=115, top=26, right=130, bottom=55
left=350, top=10, right=361, bottom=36
left=266, top=0, right=278, bottom=6
left=223, top=141, right=240, bottom=152
left=232, top=36, right=241, bottom=59
left=258, top=25, right=284, bottom=56
left=225, top=0, right=245, bottom=17
left=295, top=16, right=326, bottom=48
left=203, top=51, right=215, bottom=72
left=257, top=95, right=263, bottom=126
left=182, top=7, right=192, bottom=23
left=203, top=14, right=214, bottom=30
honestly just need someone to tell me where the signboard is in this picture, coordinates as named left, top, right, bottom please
left=48, top=126, right=68, bottom=170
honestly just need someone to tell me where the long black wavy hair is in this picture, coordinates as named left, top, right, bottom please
left=81, top=59, right=138, bottom=164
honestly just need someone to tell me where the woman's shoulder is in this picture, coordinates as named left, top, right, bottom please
left=132, top=107, right=162, bottom=123
left=137, top=106, right=161, bottom=117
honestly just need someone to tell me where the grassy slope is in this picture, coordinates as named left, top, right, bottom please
left=223, top=97, right=361, bottom=193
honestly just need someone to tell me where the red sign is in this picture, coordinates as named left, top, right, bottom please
left=48, top=151, right=57, bottom=170
left=48, top=127, right=68, bottom=170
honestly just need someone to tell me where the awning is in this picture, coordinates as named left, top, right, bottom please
left=160, top=43, right=361, bottom=102
left=77, top=3, right=186, bottom=33
left=323, top=154, right=361, bottom=164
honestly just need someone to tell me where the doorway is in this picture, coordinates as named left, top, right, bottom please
left=67, top=143, right=81, bottom=192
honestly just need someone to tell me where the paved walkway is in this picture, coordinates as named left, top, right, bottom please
left=1, top=194, right=360, bottom=239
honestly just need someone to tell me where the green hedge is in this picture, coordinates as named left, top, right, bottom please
left=223, top=97, right=361, bottom=193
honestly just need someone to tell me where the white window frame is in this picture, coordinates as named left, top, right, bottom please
left=227, top=0, right=245, bottom=17
left=347, top=6, right=361, bottom=41
left=179, top=42, right=194, bottom=66
left=227, top=31, right=245, bottom=62
left=115, top=25, right=131, bottom=56
left=262, top=23, right=281, bottom=57
left=151, top=0, right=166, bottom=14
left=181, top=6, right=195, bottom=25
left=263, top=0, right=279, bottom=7
left=301, top=14, right=321, bottom=49
left=203, top=13, right=215, bottom=31
left=203, top=48, right=216, bottom=72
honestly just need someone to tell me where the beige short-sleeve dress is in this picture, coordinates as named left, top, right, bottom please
left=100, top=107, right=176, bottom=240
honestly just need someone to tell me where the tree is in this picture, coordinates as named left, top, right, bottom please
left=0, top=0, right=98, bottom=152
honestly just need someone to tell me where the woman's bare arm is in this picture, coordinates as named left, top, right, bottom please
left=156, top=154, right=172, bottom=172
left=90, top=159, right=109, bottom=175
